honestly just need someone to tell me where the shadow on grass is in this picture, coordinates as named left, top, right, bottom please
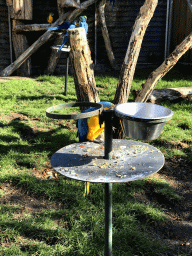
left=0, top=118, right=77, bottom=158
left=0, top=167, right=188, bottom=255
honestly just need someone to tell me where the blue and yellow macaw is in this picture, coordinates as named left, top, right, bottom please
left=58, top=22, right=77, bottom=52
left=57, top=16, right=88, bottom=52
left=78, top=101, right=112, bottom=196
left=48, top=16, right=88, bottom=52
left=78, top=16, right=88, bottom=34
left=47, top=13, right=54, bottom=24
left=48, top=21, right=77, bottom=52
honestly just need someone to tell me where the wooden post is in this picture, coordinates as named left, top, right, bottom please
left=114, top=0, right=158, bottom=104
left=135, top=32, right=192, bottom=103
left=68, top=27, right=100, bottom=103
left=13, top=0, right=33, bottom=20
left=12, top=20, right=31, bottom=76
left=6, top=0, right=33, bottom=76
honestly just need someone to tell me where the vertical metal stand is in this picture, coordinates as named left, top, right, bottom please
left=103, top=108, right=114, bottom=255
left=104, top=108, right=114, bottom=160
left=105, top=183, right=112, bottom=256
left=65, top=52, right=69, bottom=96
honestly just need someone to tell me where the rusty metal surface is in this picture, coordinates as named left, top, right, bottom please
left=51, top=139, right=164, bottom=183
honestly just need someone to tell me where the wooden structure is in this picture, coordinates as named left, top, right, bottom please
left=1, top=0, right=189, bottom=76
left=171, top=0, right=192, bottom=63
left=0, top=0, right=12, bottom=73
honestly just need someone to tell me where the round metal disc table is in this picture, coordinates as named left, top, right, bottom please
left=51, top=139, right=164, bottom=255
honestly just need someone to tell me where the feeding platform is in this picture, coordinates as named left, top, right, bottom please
left=46, top=101, right=173, bottom=256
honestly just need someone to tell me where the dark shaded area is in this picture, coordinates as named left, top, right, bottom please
left=130, top=156, right=192, bottom=254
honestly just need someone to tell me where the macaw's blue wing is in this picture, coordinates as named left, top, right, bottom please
left=110, top=0, right=115, bottom=8
left=58, top=23, right=77, bottom=52
left=48, top=21, right=72, bottom=31
left=79, top=16, right=88, bottom=34
left=58, top=37, right=69, bottom=52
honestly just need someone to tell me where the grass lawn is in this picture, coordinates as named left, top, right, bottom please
left=0, top=66, right=192, bottom=255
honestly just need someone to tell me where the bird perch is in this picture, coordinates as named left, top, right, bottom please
left=0, top=0, right=97, bottom=77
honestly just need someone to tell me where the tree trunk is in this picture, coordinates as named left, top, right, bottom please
left=135, top=32, right=192, bottom=103
left=113, top=0, right=158, bottom=139
left=45, top=34, right=64, bottom=75
left=98, top=0, right=117, bottom=70
left=114, top=0, right=158, bottom=105
left=68, top=27, right=100, bottom=103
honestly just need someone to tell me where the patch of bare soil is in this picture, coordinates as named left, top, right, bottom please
left=0, top=182, right=60, bottom=214
left=0, top=76, right=33, bottom=82
left=131, top=156, right=192, bottom=255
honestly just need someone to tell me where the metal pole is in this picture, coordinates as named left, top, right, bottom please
left=103, top=108, right=114, bottom=255
left=65, top=52, right=69, bottom=96
left=104, top=108, right=114, bottom=160
left=105, top=183, right=112, bottom=256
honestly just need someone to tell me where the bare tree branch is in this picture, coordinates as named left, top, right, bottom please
left=113, top=0, right=158, bottom=104
left=135, top=32, right=192, bottom=103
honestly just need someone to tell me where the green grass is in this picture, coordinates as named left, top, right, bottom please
left=0, top=66, right=191, bottom=255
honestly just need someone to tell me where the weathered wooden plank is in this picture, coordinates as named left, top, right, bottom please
left=12, top=20, right=31, bottom=76
left=13, top=0, right=24, bottom=19
left=13, top=24, right=51, bottom=32
left=25, top=0, right=32, bottom=20
left=13, top=0, right=32, bottom=20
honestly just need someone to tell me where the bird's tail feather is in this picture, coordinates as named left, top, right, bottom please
left=58, top=37, right=69, bottom=52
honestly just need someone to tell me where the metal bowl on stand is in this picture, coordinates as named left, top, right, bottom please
left=115, top=102, right=173, bottom=140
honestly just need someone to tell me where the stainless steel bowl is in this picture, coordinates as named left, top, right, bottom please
left=114, top=103, right=173, bottom=140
